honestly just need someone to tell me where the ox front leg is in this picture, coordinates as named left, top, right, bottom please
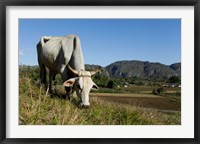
left=49, top=73, right=53, bottom=94
left=64, top=87, right=72, bottom=101
left=60, top=65, right=73, bottom=100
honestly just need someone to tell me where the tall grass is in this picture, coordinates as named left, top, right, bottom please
left=19, top=77, right=181, bottom=125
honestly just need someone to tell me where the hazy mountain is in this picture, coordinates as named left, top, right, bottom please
left=105, top=60, right=181, bottom=78
left=22, top=61, right=180, bottom=79
left=169, top=63, right=181, bottom=75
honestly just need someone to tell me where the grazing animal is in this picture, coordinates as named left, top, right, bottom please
left=36, top=35, right=99, bottom=107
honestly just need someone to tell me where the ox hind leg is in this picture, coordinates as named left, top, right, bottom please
left=39, top=64, right=47, bottom=85
left=49, top=72, right=58, bottom=95
left=49, top=72, right=55, bottom=94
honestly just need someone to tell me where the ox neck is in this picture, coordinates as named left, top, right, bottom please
left=71, top=65, right=85, bottom=72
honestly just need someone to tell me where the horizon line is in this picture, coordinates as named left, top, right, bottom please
left=19, top=59, right=181, bottom=67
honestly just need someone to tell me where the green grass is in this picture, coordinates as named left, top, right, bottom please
left=19, top=77, right=181, bottom=125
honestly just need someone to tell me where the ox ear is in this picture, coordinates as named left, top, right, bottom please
left=63, top=78, right=76, bottom=87
left=92, top=83, right=99, bottom=90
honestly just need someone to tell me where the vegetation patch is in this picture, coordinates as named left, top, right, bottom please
left=19, top=65, right=181, bottom=125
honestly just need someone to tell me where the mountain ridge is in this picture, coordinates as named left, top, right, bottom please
left=85, top=60, right=181, bottom=78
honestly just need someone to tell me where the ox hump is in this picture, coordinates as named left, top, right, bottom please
left=40, top=36, right=52, bottom=47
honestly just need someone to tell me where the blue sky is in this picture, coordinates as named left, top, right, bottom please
left=19, top=19, right=181, bottom=67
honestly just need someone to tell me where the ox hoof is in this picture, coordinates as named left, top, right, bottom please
left=83, top=105, right=90, bottom=109
left=78, top=103, right=90, bottom=109
left=66, top=96, right=71, bottom=101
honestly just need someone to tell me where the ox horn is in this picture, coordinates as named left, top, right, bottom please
left=68, top=65, right=79, bottom=75
left=90, top=68, right=101, bottom=76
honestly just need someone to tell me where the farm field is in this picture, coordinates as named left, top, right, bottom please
left=19, top=77, right=181, bottom=125
left=90, top=93, right=181, bottom=111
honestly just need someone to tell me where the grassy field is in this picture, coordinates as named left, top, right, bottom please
left=19, top=77, right=181, bottom=125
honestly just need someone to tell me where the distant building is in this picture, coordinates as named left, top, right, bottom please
left=170, top=84, right=176, bottom=88
left=124, top=85, right=128, bottom=88
left=169, top=83, right=181, bottom=88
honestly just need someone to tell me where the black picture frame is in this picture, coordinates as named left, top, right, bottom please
left=0, top=0, right=200, bottom=144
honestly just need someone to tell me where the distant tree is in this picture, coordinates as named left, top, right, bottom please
left=106, top=79, right=117, bottom=89
left=167, top=76, right=181, bottom=83
left=157, top=87, right=165, bottom=94
left=152, top=89, right=157, bottom=95
left=93, top=74, right=109, bottom=87
left=152, top=87, right=165, bottom=95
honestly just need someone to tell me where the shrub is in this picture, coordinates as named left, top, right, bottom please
left=152, top=87, right=165, bottom=95
left=152, top=89, right=157, bottom=95
left=157, top=87, right=164, bottom=94
left=93, top=74, right=109, bottom=87
left=106, top=79, right=117, bottom=89
left=167, top=76, right=181, bottom=83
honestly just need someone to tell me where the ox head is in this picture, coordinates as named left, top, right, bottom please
left=63, top=65, right=99, bottom=108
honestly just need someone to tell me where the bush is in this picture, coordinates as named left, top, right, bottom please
left=152, top=89, right=157, bottom=95
left=152, top=87, right=165, bottom=95
left=93, top=74, right=109, bottom=87
left=157, top=87, right=165, bottom=94
left=106, top=79, right=117, bottom=89
left=167, top=76, right=181, bottom=83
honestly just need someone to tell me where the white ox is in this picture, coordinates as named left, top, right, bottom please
left=36, top=35, right=99, bottom=107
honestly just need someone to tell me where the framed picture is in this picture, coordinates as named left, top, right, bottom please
left=0, top=0, right=199, bottom=144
